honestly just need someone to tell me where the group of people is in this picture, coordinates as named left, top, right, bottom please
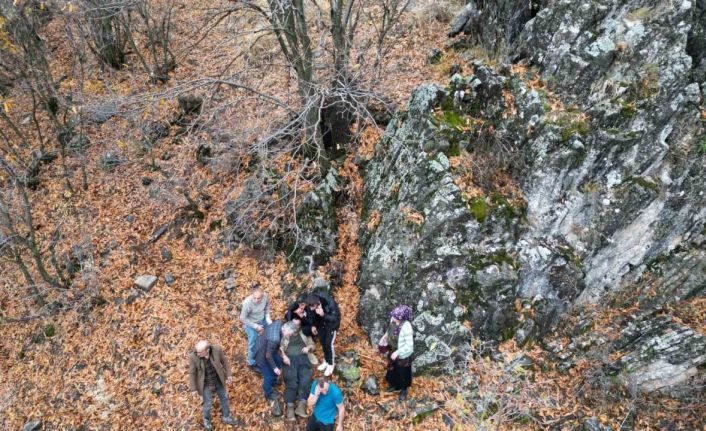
left=188, top=283, right=415, bottom=430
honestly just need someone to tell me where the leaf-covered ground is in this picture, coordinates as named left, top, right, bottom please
left=1, top=1, right=704, bottom=430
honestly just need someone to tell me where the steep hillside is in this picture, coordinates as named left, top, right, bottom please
left=1, top=0, right=704, bottom=430
left=359, top=0, right=705, bottom=382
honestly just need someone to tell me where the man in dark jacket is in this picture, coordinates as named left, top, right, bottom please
left=306, top=292, right=341, bottom=377
left=255, top=319, right=285, bottom=416
left=188, top=340, right=238, bottom=430
left=285, top=294, right=316, bottom=337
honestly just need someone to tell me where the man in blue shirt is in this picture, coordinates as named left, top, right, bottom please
left=306, top=377, right=345, bottom=431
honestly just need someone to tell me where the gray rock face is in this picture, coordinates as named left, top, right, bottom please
left=359, top=85, right=473, bottom=372
left=225, top=168, right=338, bottom=274
left=614, top=315, right=706, bottom=393
left=359, top=0, right=706, bottom=381
left=288, top=169, right=339, bottom=274
left=510, top=0, right=706, bottom=309
left=448, top=0, right=540, bottom=47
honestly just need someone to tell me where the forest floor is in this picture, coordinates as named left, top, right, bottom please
left=1, top=1, right=704, bottom=430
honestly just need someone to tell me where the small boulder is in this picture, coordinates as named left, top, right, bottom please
left=224, top=277, right=236, bottom=292
left=413, top=402, right=439, bottom=422
left=335, top=350, right=361, bottom=387
left=165, top=274, right=175, bottom=286
left=99, top=152, right=121, bottom=171
left=362, top=376, right=379, bottom=395
left=338, top=365, right=361, bottom=387
left=150, top=223, right=170, bottom=243
left=582, top=417, right=615, bottom=431
left=87, top=101, right=118, bottom=124
left=23, top=420, right=42, bottom=431
left=177, top=95, right=203, bottom=115
left=442, top=413, right=455, bottom=429
left=447, top=2, right=480, bottom=37
left=313, top=277, right=331, bottom=291
left=125, top=289, right=143, bottom=304
left=427, top=48, right=443, bottom=64
left=160, top=246, right=172, bottom=262
left=135, top=275, right=158, bottom=291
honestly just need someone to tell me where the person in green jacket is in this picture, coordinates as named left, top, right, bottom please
left=378, top=305, right=414, bottom=401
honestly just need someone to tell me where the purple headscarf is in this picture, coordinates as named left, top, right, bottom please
left=389, top=305, right=413, bottom=334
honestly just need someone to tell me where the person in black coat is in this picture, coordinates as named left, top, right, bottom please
left=306, top=291, right=341, bottom=377
left=285, top=294, right=316, bottom=338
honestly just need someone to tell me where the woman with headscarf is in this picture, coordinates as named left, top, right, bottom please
left=378, top=305, right=414, bottom=401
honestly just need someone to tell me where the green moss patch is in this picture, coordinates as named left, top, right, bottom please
left=469, top=197, right=489, bottom=223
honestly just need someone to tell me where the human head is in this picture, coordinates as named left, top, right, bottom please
left=306, top=293, right=321, bottom=311
left=317, top=376, right=330, bottom=394
left=251, top=283, right=264, bottom=302
left=195, top=340, right=210, bottom=358
left=282, top=320, right=299, bottom=338
left=389, top=305, right=413, bottom=325
left=295, top=294, right=307, bottom=314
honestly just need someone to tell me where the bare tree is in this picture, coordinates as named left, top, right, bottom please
left=124, top=0, right=176, bottom=83
left=183, top=0, right=411, bottom=255
left=1, top=1, right=82, bottom=194
left=0, top=117, right=69, bottom=296
left=80, top=0, right=131, bottom=69
left=220, top=0, right=406, bottom=164
left=77, top=0, right=177, bottom=83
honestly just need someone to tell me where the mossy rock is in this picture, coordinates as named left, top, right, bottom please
left=336, top=365, right=361, bottom=387
left=469, top=197, right=489, bottom=223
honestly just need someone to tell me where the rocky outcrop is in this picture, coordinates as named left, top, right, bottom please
left=510, top=0, right=706, bottom=309
left=358, top=78, right=528, bottom=371
left=359, top=0, right=706, bottom=381
left=225, top=167, right=338, bottom=273
left=448, top=0, right=541, bottom=48
left=288, top=168, right=339, bottom=274
left=613, top=315, right=706, bottom=393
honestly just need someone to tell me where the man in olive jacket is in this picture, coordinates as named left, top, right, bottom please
left=189, top=340, right=238, bottom=430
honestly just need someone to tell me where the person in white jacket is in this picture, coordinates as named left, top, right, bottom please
left=378, top=305, right=414, bottom=401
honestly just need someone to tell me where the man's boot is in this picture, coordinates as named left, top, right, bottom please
left=286, top=403, right=295, bottom=420
left=203, top=418, right=213, bottom=431
left=270, top=397, right=282, bottom=417
left=295, top=399, right=308, bottom=418
left=222, top=416, right=238, bottom=425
